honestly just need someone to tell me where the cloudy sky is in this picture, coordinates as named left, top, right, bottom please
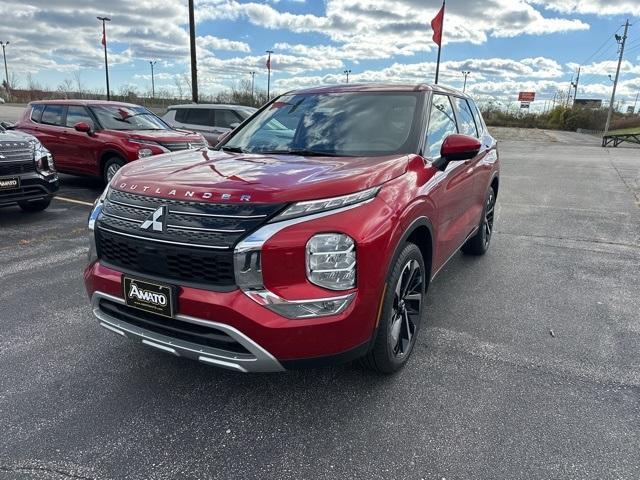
left=1, top=0, right=640, bottom=109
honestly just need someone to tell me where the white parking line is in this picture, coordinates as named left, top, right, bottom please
left=54, top=196, right=94, bottom=207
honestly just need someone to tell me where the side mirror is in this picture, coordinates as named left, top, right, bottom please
left=433, top=134, right=481, bottom=170
left=74, top=122, right=93, bottom=134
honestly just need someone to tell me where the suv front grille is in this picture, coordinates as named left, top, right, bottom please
left=96, top=189, right=286, bottom=289
left=159, top=140, right=207, bottom=152
left=0, top=162, right=35, bottom=176
left=0, top=141, right=33, bottom=166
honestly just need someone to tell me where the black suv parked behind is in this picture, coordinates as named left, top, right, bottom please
left=0, top=123, right=59, bottom=212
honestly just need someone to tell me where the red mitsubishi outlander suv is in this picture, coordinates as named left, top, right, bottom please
left=15, top=100, right=206, bottom=184
left=84, top=84, right=499, bottom=373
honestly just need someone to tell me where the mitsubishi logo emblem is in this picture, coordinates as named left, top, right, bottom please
left=140, top=206, right=167, bottom=232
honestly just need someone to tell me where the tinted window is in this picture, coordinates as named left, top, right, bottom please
left=173, top=109, right=188, bottom=123
left=31, top=104, right=45, bottom=123
left=41, top=105, right=65, bottom=126
left=66, top=106, right=94, bottom=128
left=469, top=100, right=484, bottom=135
left=185, top=108, right=213, bottom=126
left=452, top=97, right=478, bottom=137
left=225, top=92, right=420, bottom=156
left=426, top=95, right=458, bottom=158
left=90, top=105, right=169, bottom=131
left=215, top=109, right=242, bottom=129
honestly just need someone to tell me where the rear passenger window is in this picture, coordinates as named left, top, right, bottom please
left=185, top=108, right=212, bottom=126
left=425, top=95, right=458, bottom=159
left=452, top=97, right=478, bottom=137
left=41, top=105, right=65, bottom=126
left=215, top=109, right=242, bottom=129
left=31, top=104, right=45, bottom=123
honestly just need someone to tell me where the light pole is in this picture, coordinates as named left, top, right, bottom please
left=149, top=60, right=157, bottom=99
left=633, top=91, right=639, bottom=114
left=266, top=50, right=273, bottom=101
left=461, top=70, right=470, bottom=92
left=0, top=41, right=9, bottom=102
left=250, top=71, right=256, bottom=103
left=344, top=69, right=351, bottom=83
left=97, top=17, right=111, bottom=101
left=188, top=0, right=198, bottom=103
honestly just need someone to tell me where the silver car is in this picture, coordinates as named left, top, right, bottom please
left=162, top=104, right=256, bottom=146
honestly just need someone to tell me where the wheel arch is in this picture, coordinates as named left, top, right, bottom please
left=388, top=216, right=434, bottom=287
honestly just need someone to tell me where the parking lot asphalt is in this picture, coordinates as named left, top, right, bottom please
left=1, top=128, right=639, bottom=480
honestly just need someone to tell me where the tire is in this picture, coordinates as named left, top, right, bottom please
left=461, top=186, right=496, bottom=256
left=102, top=156, right=126, bottom=185
left=18, top=198, right=52, bottom=212
left=361, top=243, right=426, bottom=373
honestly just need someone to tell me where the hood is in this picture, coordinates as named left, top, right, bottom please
left=0, top=128, right=37, bottom=143
left=108, top=129, right=202, bottom=142
left=113, top=149, right=411, bottom=203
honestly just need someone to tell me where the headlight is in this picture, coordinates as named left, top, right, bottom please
left=87, top=185, right=110, bottom=264
left=138, top=148, right=154, bottom=158
left=272, top=186, right=379, bottom=222
left=32, top=140, right=55, bottom=174
left=306, top=233, right=356, bottom=290
left=128, top=138, right=169, bottom=152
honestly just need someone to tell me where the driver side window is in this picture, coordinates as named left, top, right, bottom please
left=425, top=94, right=458, bottom=159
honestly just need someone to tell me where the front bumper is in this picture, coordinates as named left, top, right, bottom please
left=0, top=172, right=59, bottom=207
left=85, top=260, right=381, bottom=371
left=92, top=291, right=284, bottom=372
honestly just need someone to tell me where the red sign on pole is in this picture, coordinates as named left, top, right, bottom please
left=518, top=92, right=535, bottom=102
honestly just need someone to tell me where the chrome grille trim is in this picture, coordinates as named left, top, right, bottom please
left=169, top=209, right=267, bottom=219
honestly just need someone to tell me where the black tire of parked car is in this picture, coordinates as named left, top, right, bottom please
left=361, top=242, right=426, bottom=373
left=18, top=198, right=52, bottom=212
left=103, top=156, right=126, bottom=185
left=461, top=186, right=496, bottom=256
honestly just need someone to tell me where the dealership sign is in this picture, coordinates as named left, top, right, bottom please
left=518, top=92, right=536, bottom=102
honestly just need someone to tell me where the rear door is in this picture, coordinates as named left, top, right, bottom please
left=38, top=105, right=70, bottom=170
left=450, top=95, right=486, bottom=226
left=425, top=94, right=477, bottom=268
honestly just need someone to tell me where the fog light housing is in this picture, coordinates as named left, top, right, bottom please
left=306, top=233, right=356, bottom=290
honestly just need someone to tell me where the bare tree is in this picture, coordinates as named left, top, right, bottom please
left=56, top=78, right=74, bottom=98
left=73, top=71, right=85, bottom=99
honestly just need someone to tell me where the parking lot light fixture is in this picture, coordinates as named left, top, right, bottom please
left=0, top=41, right=10, bottom=102
left=149, top=60, right=157, bottom=99
left=462, top=70, right=470, bottom=92
left=344, top=69, right=351, bottom=83
left=97, top=17, right=111, bottom=101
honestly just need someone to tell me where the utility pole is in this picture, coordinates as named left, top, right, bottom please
left=250, top=71, right=256, bottom=102
left=149, top=60, right=157, bottom=99
left=188, top=0, right=198, bottom=103
left=344, top=69, right=351, bottom=83
left=571, top=66, right=580, bottom=106
left=566, top=75, right=574, bottom=107
left=266, top=50, right=273, bottom=101
left=461, top=70, right=470, bottom=92
left=604, top=19, right=629, bottom=134
left=633, top=91, right=639, bottom=114
left=0, top=41, right=9, bottom=102
left=97, top=17, right=111, bottom=101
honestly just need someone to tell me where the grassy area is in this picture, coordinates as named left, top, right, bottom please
left=606, top=126, right=640, bottom=136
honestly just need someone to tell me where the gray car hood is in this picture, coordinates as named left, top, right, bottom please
left=0, top=127, right=37, bottom=143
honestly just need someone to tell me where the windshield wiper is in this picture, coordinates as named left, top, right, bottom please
left=221, top=145, right=245, bottom=153
left=258, top=149, right=341, bottom=157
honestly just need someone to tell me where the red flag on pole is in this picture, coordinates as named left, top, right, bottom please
left=266, top=56, right=271, bottom=71
left=431, top=1, right=445, bottom=47
left=101, top=24, right=106, bottom=47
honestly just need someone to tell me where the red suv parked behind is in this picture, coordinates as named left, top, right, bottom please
left=15, top=100, right=206, bottom=184
left=84, top=84, right=499, bottom=373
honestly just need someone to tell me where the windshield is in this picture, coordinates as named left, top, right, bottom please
left=90, top=105, right=170, bottom=131
left=223, top=92, right=422, bottom=156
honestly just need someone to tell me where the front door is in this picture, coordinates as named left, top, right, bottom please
left=424, top=94, right=477, bottom=269
left=62, top=105, right=99, bottom=175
